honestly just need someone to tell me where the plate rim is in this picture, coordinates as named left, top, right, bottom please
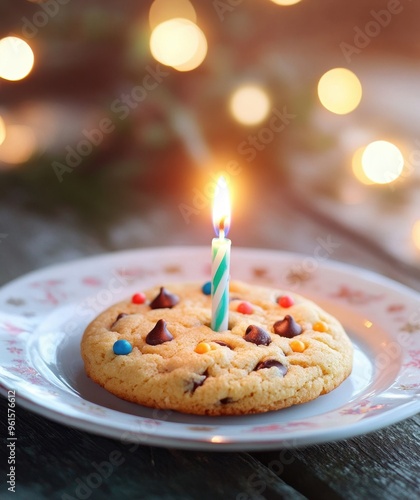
left=0, top=246, right=419, bottom=451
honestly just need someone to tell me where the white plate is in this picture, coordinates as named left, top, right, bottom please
left=0, top=247, right=419, bottom=451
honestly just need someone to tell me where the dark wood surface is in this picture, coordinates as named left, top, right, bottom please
left=0, top=190, right=419, bottom=500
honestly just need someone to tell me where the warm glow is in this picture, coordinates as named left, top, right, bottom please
left=0, top=36, right=34, bottom=81
left=412, top=221, right=420, bottom=251
left=149, top=0, right=196, bottom=28
left=0, top=125, right=37, bottom=165
left=270, top=0, right=302, bottom=5
left=229, top=85, right=270, bottom=125
left=150, top=18, right=202, bottom=67
left=352, top=146, right=374, bottom=185
left=361, top=140, right=404, bottom=184
left=172, top=27, right=207, bottom=71
left=212, top=177, right=231, bottom=238
left=317, top=68, right=362, bottom=115
left=0, top=116, right=6, bottom=146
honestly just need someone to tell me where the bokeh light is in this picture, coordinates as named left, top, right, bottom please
left=0, top=116, right=6, bottom=146
left=0, top=125, right=37, bottom=166
left=149, top=0, right=196, bottom=28
left=317, top=68, right=362, bottom=115
left=412, top=220, right=420, bottom=251
left=172, top=27, right=207, bottom=72
left=150, top=18, right=203, bottom=67
left=229, top=85, right=271, bottom=125
left=361, top=140, right=404, bottom=184
left=270, top=0, right=302, bottom=5
left=352, top=146, right=374, bottom=185
left=0, top=36, right=34, bottom=81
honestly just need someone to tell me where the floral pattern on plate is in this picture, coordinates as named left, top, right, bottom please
left=0, top=247, right=418, bottom=451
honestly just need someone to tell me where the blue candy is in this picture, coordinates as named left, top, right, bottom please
left=201, top=281, right=212, bottom=295
left=113, top=339, right=133, bottom=355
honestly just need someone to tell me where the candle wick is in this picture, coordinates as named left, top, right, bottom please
left=219, top=217, right=225, bottom=239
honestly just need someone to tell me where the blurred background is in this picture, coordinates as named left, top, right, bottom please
left=1, top=0, right=420, bottom=284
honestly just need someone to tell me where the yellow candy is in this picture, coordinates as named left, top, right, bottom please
left=195, top=342, right=211, bottom=354
left=313, top=321, right=327, bottom=332
left=290, top=340, right=306, bottom=353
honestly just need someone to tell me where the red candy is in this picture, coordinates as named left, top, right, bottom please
left=132, top=292, right=146, bottom=304
left=277, top=295, right=294, bottom=308
left=237, top=301, right=254, bottom=314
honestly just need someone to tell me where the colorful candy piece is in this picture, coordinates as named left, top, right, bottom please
left=201, top=281, right=212, bottom=295
left=132, top=293, right=146, bottom=304
left=145, top=319, right=174, bottom=345
left=313, top=321, right=327, bottom=332
left=290, top=340, right=306, bottom=353
left=150, top=287, right=179, bottom=309
left=237, top=301, right=254, bottom=314
left=113, top=339, right=133, bottom=355
left=277, top=295, right=294, bottom=308
left=255, top=359, right=288, bottom=375
left=195, top=342, right=211, bottom=354
left=244, top=325, right=271, bottom=346
left=273, top=315, right=302, bottom=338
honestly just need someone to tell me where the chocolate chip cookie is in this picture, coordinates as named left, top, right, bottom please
left=81, top=281, right=353, bottom=415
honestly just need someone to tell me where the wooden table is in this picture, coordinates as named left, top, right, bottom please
left=0, top=189, right=419, bottom=500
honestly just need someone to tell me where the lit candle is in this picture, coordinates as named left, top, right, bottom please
left=211, top=177, right=231, bottom=332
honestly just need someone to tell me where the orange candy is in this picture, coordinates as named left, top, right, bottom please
left=195, top=342, right=211, bottom=354
left=290, top=340, right=306, bottom=353
left=313, top=321, right=327, bottom=332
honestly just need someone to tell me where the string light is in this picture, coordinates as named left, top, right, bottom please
left=229, top=85, right=270, bottom=125
left=0, top=125, right=37, bottom=166
left=172, top=27, right=207, bottom=72
left=0, top=36, right=34, bottom=81
left=317, top=68, right=362, bottom=115
left=149, top=0, right=196, bottom=28
left=150, top=18, right=204, bottom=67
left=361, top=140, right=404, bottom=184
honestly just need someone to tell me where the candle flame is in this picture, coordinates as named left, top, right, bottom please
left=212, top=176, right=231, bottom=238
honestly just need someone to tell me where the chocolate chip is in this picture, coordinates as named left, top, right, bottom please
left=255, top=359, right=288, bottom=376
left=214, top=341, right=232, bottom=349
left=244, top=325, right=271, bottom=346
left=220, top=397, right=233, bottom=405
left=111, top=312, right=129, bottom=329
left=145, top=319, right=174, bottom=345
left=192, top=369, right=208, bottom=393
left=150, top=287, right=179, bottom=309
left=273, top=315, right=302, bottom=338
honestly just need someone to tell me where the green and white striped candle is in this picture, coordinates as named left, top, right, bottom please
left=211, top=177, right=231, bottom=332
